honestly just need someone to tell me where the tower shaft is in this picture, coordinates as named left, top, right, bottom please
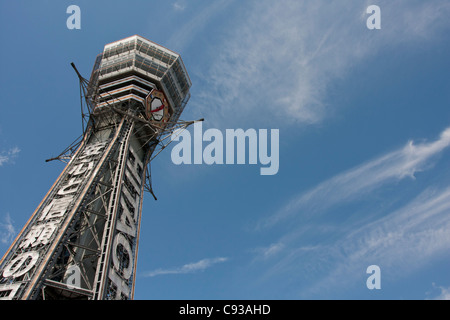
left=0, top=114, right=150, bottom=300
left=0, top=35, right=192, bottom=300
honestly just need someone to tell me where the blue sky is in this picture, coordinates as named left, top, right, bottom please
left=1, top=0, right=450, bottom=300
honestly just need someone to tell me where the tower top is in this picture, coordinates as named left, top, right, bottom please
left=104, top=35, right=180, bottom=56
left=93, top=35, right=191, bottom=118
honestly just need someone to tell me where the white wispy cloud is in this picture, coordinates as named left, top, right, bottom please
left=0, top=213, right=16, bottom=245
left=430, top=284, right=450, bottom=300
left=193, top=0, right=450, bottom=128
left=0, top=147, right=20, bottom=166
left=259, top=127, right=450, bottom=229
left=253, top=242, right=285, bottom=260
left=249, top=127, right=450, bottom=297
left=173, top=1, right=186, bottom=11
left=251, top=183, right=450, bottom=298
left=143, top=257, right=228, bottom=277
left=302, top=186, right=450, bottom=296
left=167, top=0, right=234, bottom=52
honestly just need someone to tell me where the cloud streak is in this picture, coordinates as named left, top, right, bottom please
left=251, top=176, right=450, bottom=298
left=173, top=1, right=186, bottom=11
left=0, top=147, right=20, bottom=166
left=166, top=0, right=234, bottom=52
left=431, top=285, right=450, bottom=300
left=194, top=0, right=450, bottom=128
left=259, top=127, right=450, bottom=229
left=249, top=127, right=450, bottom=297
left=0, top=213, right=16, bottom=245
left=302, top=185, right=450, bottom=296
left=246, top=128, right=450, bottom=299
left=143, top=257, right=228, bottom=277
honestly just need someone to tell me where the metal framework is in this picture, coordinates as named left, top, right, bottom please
left=0, top=35, right=197, bottom=300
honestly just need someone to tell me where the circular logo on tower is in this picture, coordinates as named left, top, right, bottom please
left=145, top=89, right=169, bottom=123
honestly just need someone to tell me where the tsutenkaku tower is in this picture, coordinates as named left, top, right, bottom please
left=0, top=35, right=192, bottom=300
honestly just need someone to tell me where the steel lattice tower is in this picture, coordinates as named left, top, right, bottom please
left=0, top=35, right=194, bottom=300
